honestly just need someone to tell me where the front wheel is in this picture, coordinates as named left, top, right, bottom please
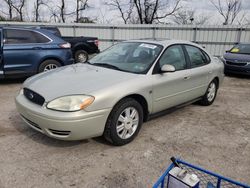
left=200, top=79, right=218, bottom=106
left=103, top=98, right=143, bottom=146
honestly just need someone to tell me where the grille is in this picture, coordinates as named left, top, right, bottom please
left=23, top=88, right=45, bottom=106
left=226, top=61, right=247, bottom=66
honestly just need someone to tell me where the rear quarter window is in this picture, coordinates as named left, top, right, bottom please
left=4, top=29, right=50, bottom=44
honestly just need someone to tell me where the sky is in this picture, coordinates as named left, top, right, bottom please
left=0, top=0, right=250, bottom=25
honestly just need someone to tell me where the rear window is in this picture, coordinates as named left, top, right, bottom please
left=230, top=44, right=250, bottom=54
left=4, top=29, right=50, bottom=44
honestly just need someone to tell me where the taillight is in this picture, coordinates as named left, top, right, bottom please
left=59, top=42, right=71, bottom=49
left=94, top=40, right=99, bottom=47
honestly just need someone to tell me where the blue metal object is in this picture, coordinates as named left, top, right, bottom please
left=153, top=158, right=250, bottom=188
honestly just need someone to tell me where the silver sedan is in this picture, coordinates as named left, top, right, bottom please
left=15, top=40, right=224, bottom=145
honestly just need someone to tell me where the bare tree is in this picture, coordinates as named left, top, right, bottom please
left=133, top=0, right=182, bottom=24
left=210, top=0, right=242, bottom=25
left=105, top=0, right=181, bottom=24
left=2, top=0, right=13, bottom=20
left=105, top=0, right=134, bottom=24
left=172, top=9, right=195, bottom=24
left=49, top=6, right=60, bottom=23
left=34, top=0, right=47, bottom=22
left=76, top=0, right=89, bottom=23
left=11, top=0, right=26, bottom=21
left=60, top=0, right=66, bottom=23
left=172, top=9, right=209, bottom=25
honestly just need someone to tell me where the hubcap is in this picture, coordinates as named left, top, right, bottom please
left=207, top=82, right=216, bottom=102
left=44, top=64, right=58, bottom=72
left=116, top=107, right=139, bottom=140
left=77, top=53, right=87, bottom=63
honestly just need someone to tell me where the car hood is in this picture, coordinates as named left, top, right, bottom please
left=24, top=64, right=138, bottom=101
left=224, top=53, right=250, bottom=62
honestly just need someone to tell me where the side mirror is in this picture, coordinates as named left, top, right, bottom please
left=161, top=64, right=175, bottom=73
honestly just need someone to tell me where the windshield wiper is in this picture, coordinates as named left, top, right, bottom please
left=92, top=63, right=122, bottom=71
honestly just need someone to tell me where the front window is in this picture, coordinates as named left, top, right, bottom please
left=88, top=42, right=163, bottom=74
left=229, top=44, right=250, bottom=54
left=159, top=45, right=187, bottom=71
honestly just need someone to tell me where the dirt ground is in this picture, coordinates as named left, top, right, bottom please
left=0, top=75, right=249, bottom=188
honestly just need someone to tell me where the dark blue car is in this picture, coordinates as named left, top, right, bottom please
left=222, top=43, right=250, bottom=76
left=0, top=27, right=74, bottom=78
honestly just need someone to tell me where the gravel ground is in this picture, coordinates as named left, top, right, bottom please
left=0, top=76, right=249, bottom=188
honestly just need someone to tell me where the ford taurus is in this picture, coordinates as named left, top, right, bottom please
left=15, top=40, right=224, bottom=145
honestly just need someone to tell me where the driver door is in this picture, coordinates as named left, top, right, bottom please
left=152, top=45, right=194, bottom=113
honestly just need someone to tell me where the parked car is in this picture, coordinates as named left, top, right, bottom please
left=38, top=26, right=100, bottom=63
left=15, top=39, right=224, bottom=145
left=222, top=43, right=250, bottom=75
left=0, top=27, right=74, bottom=79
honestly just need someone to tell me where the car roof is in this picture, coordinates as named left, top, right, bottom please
left=126, top=39, right=201, bottom=48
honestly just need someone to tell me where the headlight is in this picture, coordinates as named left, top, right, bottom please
left=47, top=95, right=95, bottom=112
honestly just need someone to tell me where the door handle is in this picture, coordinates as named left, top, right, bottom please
left=209, top=71, right=213, bottom=74
left=183, top=76, right=191, bottom=80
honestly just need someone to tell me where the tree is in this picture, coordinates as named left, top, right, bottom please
left=49, top=6, right=60, bottom=23
left=2, top=0, right=13, bottom=20
left=60, top=0, right=66, bottom=23
left=105, top=0, right=134, bottom=24
left=172, top=9, right=195, bottom=24
left=105, top=0, right=181, bottom=24
left=11, top=0, right=26, bottom=21
left=133, top=0, right=181, bottom=24
left=0, top=15, right=6, bottom=21
left=210, top=0, right=242, bottom=25
left=34, top=0, right=47, bottom=22
left=76, top=0, right=89, bottom=23
left=172, top=9, right=209, bottom=25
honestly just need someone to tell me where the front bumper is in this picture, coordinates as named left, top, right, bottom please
left=15, top=93, right=111, bottom=141
left=224, top=64, right=250, bottom=75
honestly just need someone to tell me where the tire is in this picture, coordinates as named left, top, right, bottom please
left=75, top=50, right=88, bottom=63
left=103, top=98, right=143, bottom=146
left=200, top=79, right=218, bottom=106
left=38, top=60, right=61, bottom=73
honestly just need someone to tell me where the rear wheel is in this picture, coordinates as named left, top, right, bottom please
left=200, top=79, right=218, bottom=106
left=38, top=60, right=61, bottom=73
left=75, top=50, right=88, bottom=63
left=103, top=98, right=143, bottom=146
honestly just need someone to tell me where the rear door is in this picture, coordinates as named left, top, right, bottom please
left=183, top=45, right=212, bottom=98
left=3, top=28, right=50, bottom=76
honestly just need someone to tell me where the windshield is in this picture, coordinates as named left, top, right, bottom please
left=229, top=44, right=250, bottom=54
left=88, top=42, right=163, bottom=74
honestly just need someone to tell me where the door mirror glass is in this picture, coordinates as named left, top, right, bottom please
left=161, top=64, right=175, bottom=73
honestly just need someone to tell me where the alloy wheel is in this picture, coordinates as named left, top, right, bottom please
left=116, top=107, right=139, bottom=139
left=44, top=64, right=58, bottom=72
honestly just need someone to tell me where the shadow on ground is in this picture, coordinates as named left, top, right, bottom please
left=0, top=78, right=27, bottom=84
